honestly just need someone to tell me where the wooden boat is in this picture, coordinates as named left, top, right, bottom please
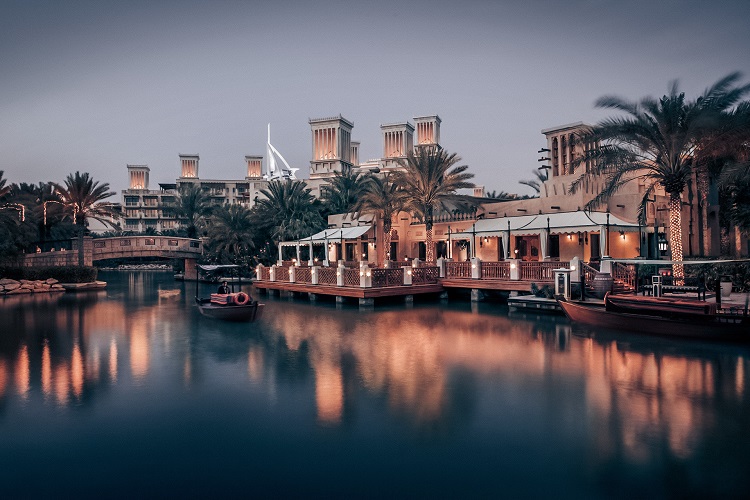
left=195, top=265, right=264, bottom=322
left=557, top=293, right=749, bottom=342
left=196, top=294, right=264, bottom=322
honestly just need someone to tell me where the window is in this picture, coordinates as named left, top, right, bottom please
left=144, top=238, right=155, bottom=245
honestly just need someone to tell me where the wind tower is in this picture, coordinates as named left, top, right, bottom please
left=245, top=155, right=263, bottom=179
left=413, top=115, right=441, bottom=152
left=308, top=115, right=354, bottom=197
left=127, top=165, right=150, bottom=190
left=179, top=154, right=200, bottom=180
left=380, top=121, right=414, bottom=170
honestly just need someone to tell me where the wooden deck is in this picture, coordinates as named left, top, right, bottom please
left=440, top=279, right=542, bottom=292
left=254, top=281, right=444, bottom=299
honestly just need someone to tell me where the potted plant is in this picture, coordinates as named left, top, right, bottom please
left=720, top=275, right=733, bottom=298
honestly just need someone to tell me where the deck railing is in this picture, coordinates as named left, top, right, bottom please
left=318, top=267, right=337, bottom=285
left=580, top=262, right=598, bottom=285
left=519, top=261, right=569, bottom=281
left=371, top=268, right=404, bottom=287
left=612, top=262, right=635, bottom=289
left=296, top=267, right=312, bottom=284
left=481, top=262, right=510, bottom=279
left=413, top=267, right=439, bottom=284
left=446, top=261, right=472, bottom=278
left=342, top=268, right=360, bottom=287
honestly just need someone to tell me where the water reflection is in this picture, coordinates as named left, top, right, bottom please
left=1, top=271, right=749, bottom=495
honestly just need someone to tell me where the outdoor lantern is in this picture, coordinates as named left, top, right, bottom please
left=658, top=236, right=669, bottom=253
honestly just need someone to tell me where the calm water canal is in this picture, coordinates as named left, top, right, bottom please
left=1, top=271, right=750, bottom=498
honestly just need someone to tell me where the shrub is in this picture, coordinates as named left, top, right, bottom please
left=0, top=265, right=98, bottom=283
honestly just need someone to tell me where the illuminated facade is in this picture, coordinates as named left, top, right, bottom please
left=121, top=154, right=269, bottom=233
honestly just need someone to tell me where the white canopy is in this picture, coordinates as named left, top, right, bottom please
left=452, top=210, right=640, bottom=238
left=279, top=225, right=372, bottom=247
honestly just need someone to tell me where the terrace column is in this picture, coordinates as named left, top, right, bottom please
left=296, top=243, right=301, bottom=265
left=599, top=225, right=607, bottom=258
left=308, top=241, right=314, bottom=266
left=509, top=259, right=520, bottom=280
left=540, top=229, right=549, bottom=261
left=277, top=243, right=283, bottom=265
left=500, top=232, right=509, bottom=260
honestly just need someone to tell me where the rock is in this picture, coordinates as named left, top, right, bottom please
left=46, top=278, right=59, bottom=284
left=4, top=283, right=20, bottom=291
left=51, top=284, right=65, bottom=290
left=0, top=278, right=19, bottom=286
left=8, top=288, right=32, bottom=294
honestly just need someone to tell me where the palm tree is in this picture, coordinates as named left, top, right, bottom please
left=571, top=74, right=750, bottom=282
left=351, top=174, right=408, bottom=265
left=0, top=171, right=9, bottom=200
left=695, top=100, right=750, bottom=253
left=392, top=149, right=475, bottom=262
left=206, top=204, right=256, bottom=264
left=166, top=184, right=212, bottom=238
left=320, top=169, right=369, bottom=215
left=54, top=172, right=119, bottom=265
left=519, top=168, right=549, bottom=197
left=254, top=179, right=326, bottom=243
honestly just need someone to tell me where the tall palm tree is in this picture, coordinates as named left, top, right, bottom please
left=392, top=149, right=475, bottom=262
left=695, top=100, right=750, bottom=253
left=351, top=174, right=408, bottom=265
left=571, top=74, right=750, bottom=282
left=54, top=172, right=119, bottom=265
left=320, top=169, right=369, bottom=215
left=166, top=183, right=212, bottom=238
left=206, top=204, right=256, bottom=265
left=254, top=179, right=326, bottom=243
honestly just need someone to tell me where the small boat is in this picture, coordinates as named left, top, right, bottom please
left=557, top=293, right=750, bottom=342
left=195, top=264, right=264, bottom=322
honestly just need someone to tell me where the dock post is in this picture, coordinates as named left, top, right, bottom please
left=403, top=266, right=412, bottom=285
left=439, top=291, right=449, bottom=301
left=509, top=259, right=520, bottom=280
left=471, top=258, right=481, bottom=279
left=335, top=295, right=346, bottom=304
left=359, top=298, right=375, bottom=308
left=437, top=257, right=446, bottom=278
left=471, top=288, right=484, bottom=302
left=309, top=293, right=318, bottom=302
left=337, top=263, right=345, bottom=286
left=404, top=294, right=414, bottom=307
left=289, top=265, right=296, bottom=283
left=269, top=266, right=277, bottom=282
left=311, top=266, right=320, bottom=285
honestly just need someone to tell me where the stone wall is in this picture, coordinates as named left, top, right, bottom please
left=15, top=237, right=92, bottom=267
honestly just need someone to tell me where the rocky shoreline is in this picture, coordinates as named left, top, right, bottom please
left=0, top=278, right=66, bottom=295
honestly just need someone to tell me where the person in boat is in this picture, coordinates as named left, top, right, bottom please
left=217, top=281, right=230, bottom=294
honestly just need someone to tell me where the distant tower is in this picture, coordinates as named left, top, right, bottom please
left=179, top=154, right=199, bottom=178
left=245, top=155, right=263, bottom=179
left=307, top=115, right=354, bottom=198
left=127, top=165, right=150, bottom=190
left=381, top=122, right=414, bottom=158
left=414, top=115, right=441, bottom=149
left=541, top=122, right=592, bottom=177
left=350, top=141, right=360, bottom=167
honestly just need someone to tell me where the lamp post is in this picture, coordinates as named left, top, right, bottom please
left=472, top=223, right=476, bottom=258
left=447, top=225, right=452, bottom=259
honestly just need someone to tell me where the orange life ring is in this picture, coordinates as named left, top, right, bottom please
left=234, top=292, right=249, bottom=305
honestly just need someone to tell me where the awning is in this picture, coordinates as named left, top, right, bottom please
left=452, top=210, right=640, bottom=238
left=279, top=225, right=372, bottom=247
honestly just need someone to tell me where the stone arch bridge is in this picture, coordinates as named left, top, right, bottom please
left=19, top=236, right=203, bottom=278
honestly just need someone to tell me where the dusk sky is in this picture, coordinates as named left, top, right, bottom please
left=2, top=0, right=749, bottom=196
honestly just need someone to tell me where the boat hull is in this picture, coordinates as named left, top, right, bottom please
left=196, top=300, right=265, bottom=322
left=558, top=298, right=749, bottom=342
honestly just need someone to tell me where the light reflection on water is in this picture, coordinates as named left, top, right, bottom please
left=0, top=271, right=749, bottom=497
